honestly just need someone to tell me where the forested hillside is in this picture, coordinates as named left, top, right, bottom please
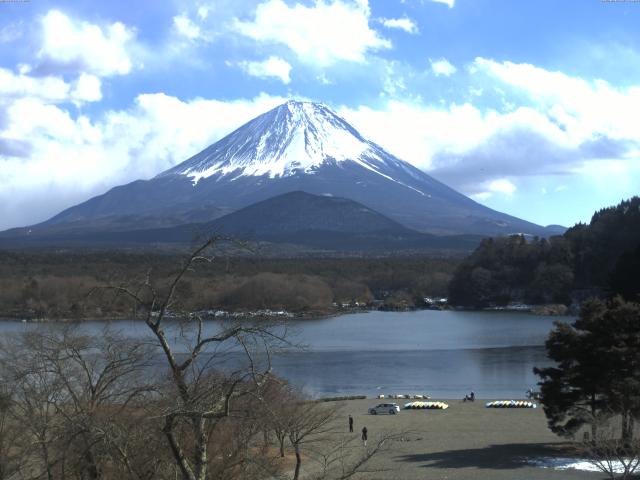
left=449, top=197, right=640, bottom=308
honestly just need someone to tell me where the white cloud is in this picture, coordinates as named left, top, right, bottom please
left=173, top=14, right=202, bottom=40
left=317, top=73, right=332, bottom=85
left=380, top=17, right=419, bottom=34
left=473, top=57, right=640, bottom=143
left=238, top=56, right=292, bottom=84
left=339, top=64, right=640, bottom=197
left=197, top=6, right=209, bottom=20
left=234, top=0, right=390, bottom=67
left=0, top=21, right=23, bottom=43
left=0, top=92, right=286, bottom=229
left=341, top=59, right=640, bottom=198
left=0, top=67, right=70, bottom=103
left=488, top=178, right=516, bottom=195
left=0, top=67, right=103, bottom=106
left=472, top=192, right=491, bottom=201
left=0, top=12, right=113, bottom=110
left=430, top=58, right=456, bottom=76
left=431, top=0, right=455, bottom=7
left=2, top=99, right=80, bottom=151
left=71, top=73, right=102, bottom=103
left=382, top=63, right=407, bottom=96
left=37, top=10, right=135, bottom=77
left=340, top=100, right=494, bottom=170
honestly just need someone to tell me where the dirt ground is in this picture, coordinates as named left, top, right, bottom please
left=303, top=398, right=607, bottom=480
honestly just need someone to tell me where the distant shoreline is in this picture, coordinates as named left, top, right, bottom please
left=0, top=302, right=571, bottom=323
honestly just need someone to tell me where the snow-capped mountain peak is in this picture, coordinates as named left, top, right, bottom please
left=32, top=101, right=549, bottom=238
left=159, top=100, right=404, bottom=183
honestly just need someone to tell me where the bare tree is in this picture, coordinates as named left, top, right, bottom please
left=259, top=377, right=298, bottom=458
left=0, top=336, right=62, bottom=480
left=103, top=237, right=291, bottom=480
left=0, top=327, right=158, bottom=480
left=0, top=385, right=24, bottom=480
left=580, top=415, right=640, bottom=480
left=285, top=399, right=339, bottom=480
left=307, top=430, right=406, bottom=480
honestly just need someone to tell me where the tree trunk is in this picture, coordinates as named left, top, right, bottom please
left=41, top=442, right=54, bottom=480
left=279, top=437, right=285, bottom=458
left=621, top=408, right=635, bottom=444
left=81, top=449, right=100, bottom=480
left=293, top=443, right=301, bottom=480
left=193, top=416, right=208, bottom=480
left=590, top=393, right=598, bottom=443
left=163, top=417, right=196, bottom=480
left=621, top=409, right=631, bottom=444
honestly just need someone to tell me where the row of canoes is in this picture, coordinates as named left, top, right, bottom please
left=403, top=401, right=449, bottom=410
left=379, top=394, right=431, bottom=400
left=401, top=400, right=538, bottom=410
left=485, top=400, right=537, bottom=408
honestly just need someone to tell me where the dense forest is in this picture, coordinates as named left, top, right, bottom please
left=0, top=251, right=457, bottom=319
left=449, top=197, right=640, bottom=308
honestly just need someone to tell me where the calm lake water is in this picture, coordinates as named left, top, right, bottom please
left=0, top=310, right=564, bottom=399
left=280, top=310, right=563, bottom=399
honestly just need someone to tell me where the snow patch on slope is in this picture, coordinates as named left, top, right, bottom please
left=164, top=101, right=424, bottom=197
left=185, top=102, right=369, bottom=180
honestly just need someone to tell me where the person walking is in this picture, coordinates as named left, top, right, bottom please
left=361, top=426, right=368, bottom=447
left=348, top=414, right=354, bottom=433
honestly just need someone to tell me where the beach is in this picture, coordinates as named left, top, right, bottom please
left=303, top=398, right=604, bottom=479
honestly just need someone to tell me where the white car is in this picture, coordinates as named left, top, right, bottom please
left=368, top=403, right=400, bottom=415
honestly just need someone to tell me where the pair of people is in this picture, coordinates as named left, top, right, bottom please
left=348, top=415, right=368, bottom=446
left=463, top=391, right=475, bottom=402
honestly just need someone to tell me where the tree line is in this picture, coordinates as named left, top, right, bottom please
left=0, top=251, right=457, bottom=319
left=449, top=196, right=640, bottom=308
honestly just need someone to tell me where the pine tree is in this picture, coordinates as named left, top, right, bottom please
left=535, top=297, right=640, bottom=442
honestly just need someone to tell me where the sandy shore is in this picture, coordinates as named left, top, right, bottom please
left=304, top=398, right=604, bottom=479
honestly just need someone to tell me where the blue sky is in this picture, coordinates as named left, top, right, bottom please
left=1, top=0, right=639, bottom=230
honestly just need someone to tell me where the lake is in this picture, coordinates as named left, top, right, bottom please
left=0, top=310, right=564, bottom=399
left=280, top=310, right=562, bottom=399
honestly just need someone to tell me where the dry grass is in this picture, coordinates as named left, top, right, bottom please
left=299, top=399, right=605, bottom=479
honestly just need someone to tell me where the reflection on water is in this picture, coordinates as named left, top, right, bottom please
left=271, top=346, right=551, bottom=399
left=279, top=310, right=562, bottom=398
left=0, top=309, right=564, bottom=399
left=287, top=309, right=562, bottom=351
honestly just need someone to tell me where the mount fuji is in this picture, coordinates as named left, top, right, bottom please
left=3, top=100, right=560, bottom=246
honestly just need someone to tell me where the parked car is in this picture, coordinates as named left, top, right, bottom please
left=368, top=403, right=400, bottom=415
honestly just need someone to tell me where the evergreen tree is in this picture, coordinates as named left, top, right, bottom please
left=535, top=298, right=640, bottom=442
left=448, top=196, right=640, bottom=307
left=610, top=244, right=640, bottom=302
